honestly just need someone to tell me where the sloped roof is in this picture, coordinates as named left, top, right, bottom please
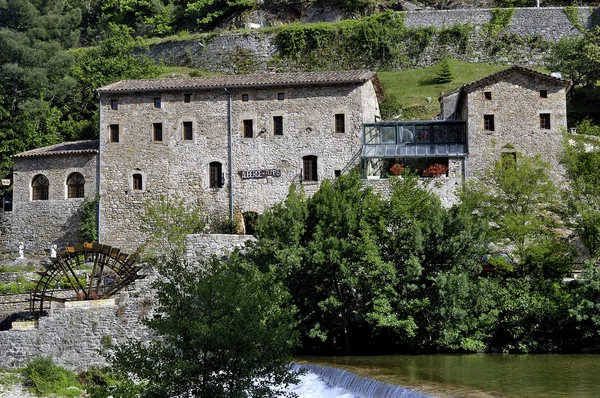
left=97, top=70, right=377, bottom=94
left=12, top=140, right=99, bottom=159
left=461, top=65, right=572, bottom=91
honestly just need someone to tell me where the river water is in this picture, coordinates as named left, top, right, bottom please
left=299, top=354, right=600, bottom=397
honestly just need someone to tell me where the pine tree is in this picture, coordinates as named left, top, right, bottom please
left=436, top=58, right=454, bottom=84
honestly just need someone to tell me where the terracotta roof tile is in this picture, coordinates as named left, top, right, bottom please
left=12, top=140, right=99, bottom=158
left=97, top=70, right=377, bottom=94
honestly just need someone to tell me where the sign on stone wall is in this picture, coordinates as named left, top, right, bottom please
left=241, top=169, right=281, bottom=180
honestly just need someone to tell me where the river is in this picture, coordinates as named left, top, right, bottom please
left=298, top=354, right=600, bottom=397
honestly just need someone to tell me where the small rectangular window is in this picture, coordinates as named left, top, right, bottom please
left=153, top=122, right=163, bottom=141
left=110, top=99, right=118, bottom=110
left=242, top=94, right=249, bottom=102
left=303, top=156, right=318, bottom=182
left=110, top=124, right=119, bottom=142
left=539, top=90, right=548, bottom=98
left=334, top=114, right=345, bottom=134
left=334, top=170, right=341, bottom=178
left=278, top=92, right=285, bottom=101
left=184, top=94, right=191, bottom=103
left=210, top=162, right=223, bottom=188
left=483, top=115, right=495, bottom=132
left=540, top=113, right=551, bottom=129
left=183, top=121, right=193, bottom=140
left=133, top=174, right=143, bottom=191
left=154, top=97, right=161, bottom=108
left=273, top=116, right=283, bottom=136
left=484, top=91, right=492, bottom=100
left=243, top=119, right=253, bottom=138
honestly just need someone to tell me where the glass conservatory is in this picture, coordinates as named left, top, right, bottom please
left=361, top=121, right=467, bottom=178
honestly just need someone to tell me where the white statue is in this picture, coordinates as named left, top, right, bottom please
left=50, top=244, right=57, bottom=258
left=18, top=241, right=25, bottom=259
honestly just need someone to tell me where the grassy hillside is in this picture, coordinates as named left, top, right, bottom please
left=378, top=60, right=507, bottom=120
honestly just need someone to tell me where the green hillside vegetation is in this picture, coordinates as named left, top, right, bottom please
left=378, top=61, right=506, bottom=120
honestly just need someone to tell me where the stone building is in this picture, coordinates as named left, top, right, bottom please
left=361, top=66, right=571, bottom=186
left=96, top=70, right=381, bottom=251
left=3, top=66, right=572, bottom=253
left=9, top=141, right=98, bottom=252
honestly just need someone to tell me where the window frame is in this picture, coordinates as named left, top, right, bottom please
left=243, top=119, right=253, bottom=138
left=242, top=94, right=249, bottom=102
left=483, top=114, right=495, bottom=132
left=153, top=122, right=163, bottom=142
left=209, top=162, right=223, bottom=188
left=273, top=115, right=283, bottom=136
left=184, top=93, right=191, bottom=103
left=110, top=99, right=119, bottom=110
left=277, top=92, right=285, bottom=101
left=539, top=90, right=548, bottom=99
left=66, top=172, right=85, bottom=199
left=183, top=121, right=193, bottom=141
left=302, top=155, right=318, bottom=182
left=110, top=124, right=120, bottom=143
left=153, top=97, right=162, bottom=109
left=483, top=91, right=492, bottom=100
left=540, top=113, right=551, bottom=130
left=32, top=174, right=49, bottom=201
left=334, top=114, right=346, bottom=134
left=132, top=173, right=143, bottom=191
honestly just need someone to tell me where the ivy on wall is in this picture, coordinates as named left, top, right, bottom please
left=485, top=8, right=515, bottom=36
left=271, top=12, right=472, bottom=71
left=564, top=6, right=584, bottom=32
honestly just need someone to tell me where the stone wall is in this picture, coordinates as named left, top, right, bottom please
left=0, top=211, right=12, bottom=251
left=0, top=270, right=156, bottom=371
left=99, top=79, right=378, bottom=251
left=364, top=176, right=462, bottom=207
left=11, top=153, right=98, bottom=254
left=464, top=69, right=567, bottom=180
left=144, top=7, right=599, bottom=72
left=186, top=233, right=254, bottom=264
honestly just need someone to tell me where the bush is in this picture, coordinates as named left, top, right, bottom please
left=80, top=366, right=142, bottom=398
left=22, top=357, right=82, bottom=397
left=436, top=58, right=454, bottom=84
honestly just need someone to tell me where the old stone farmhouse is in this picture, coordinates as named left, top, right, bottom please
left=3, top=66, right=571, bottom=253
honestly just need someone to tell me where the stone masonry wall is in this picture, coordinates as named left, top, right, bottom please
left=186, top=233, right=254, bottom=265
left=99, top=80, right=378, bottom=251
left=11, top=153, right=98, bottom=254
left=0, top=210, right=12, bottom=251
left=0, top=269, right=156, bottom=371
left=144, top=8, right=599, bottom=72
left=465, top=70, right=567, bottom=180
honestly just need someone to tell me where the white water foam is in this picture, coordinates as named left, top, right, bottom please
left=285, top=371, right=358, bottom=398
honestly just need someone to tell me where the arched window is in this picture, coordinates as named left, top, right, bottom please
left=209, top=162, right=223, bottom=188
left=32, top=174, right=49, bottom=201
left=67, top=172, right=85, bottom=198
left=132, top=173, right=143, bottom=191
left=302, top=155, right=318, bottom=182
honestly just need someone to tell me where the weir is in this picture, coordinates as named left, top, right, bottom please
left=292, top=363, right=430, bottom=398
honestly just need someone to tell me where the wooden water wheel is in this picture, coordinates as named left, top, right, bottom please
left=30, top=242, right=146, bottom=315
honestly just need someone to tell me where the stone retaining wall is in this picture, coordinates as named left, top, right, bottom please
left=186, top=233, right=254, bottom=264
left=145, top=7, right=599, bottom=72
left=0, top=268, right=157, bottom=371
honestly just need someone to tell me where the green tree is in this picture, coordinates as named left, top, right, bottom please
left=546, top=28, right=600, bottom=88
left=0, top=0, right=81, bottom=184
left=436, top=58, right=454, bottom=84
left=79, top=194, right=99, bottom=242
left=67, top=23, right=161, bottom=140
left=562, top=136, right=600, bottom=257
left=461, top=154, right=573, bottom=278
left=178, top=0, right=256, bottom=31
left=111, top=255, right=300, bottom=398
left=139, top=196, right=205, bottom=259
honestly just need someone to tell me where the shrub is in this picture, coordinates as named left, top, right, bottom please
left=436, top=58, right=454, bottom=84
left=22, top=357, right=82, bottom=397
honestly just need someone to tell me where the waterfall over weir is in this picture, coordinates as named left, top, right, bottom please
left=291, top=363, right=431, bottom=398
